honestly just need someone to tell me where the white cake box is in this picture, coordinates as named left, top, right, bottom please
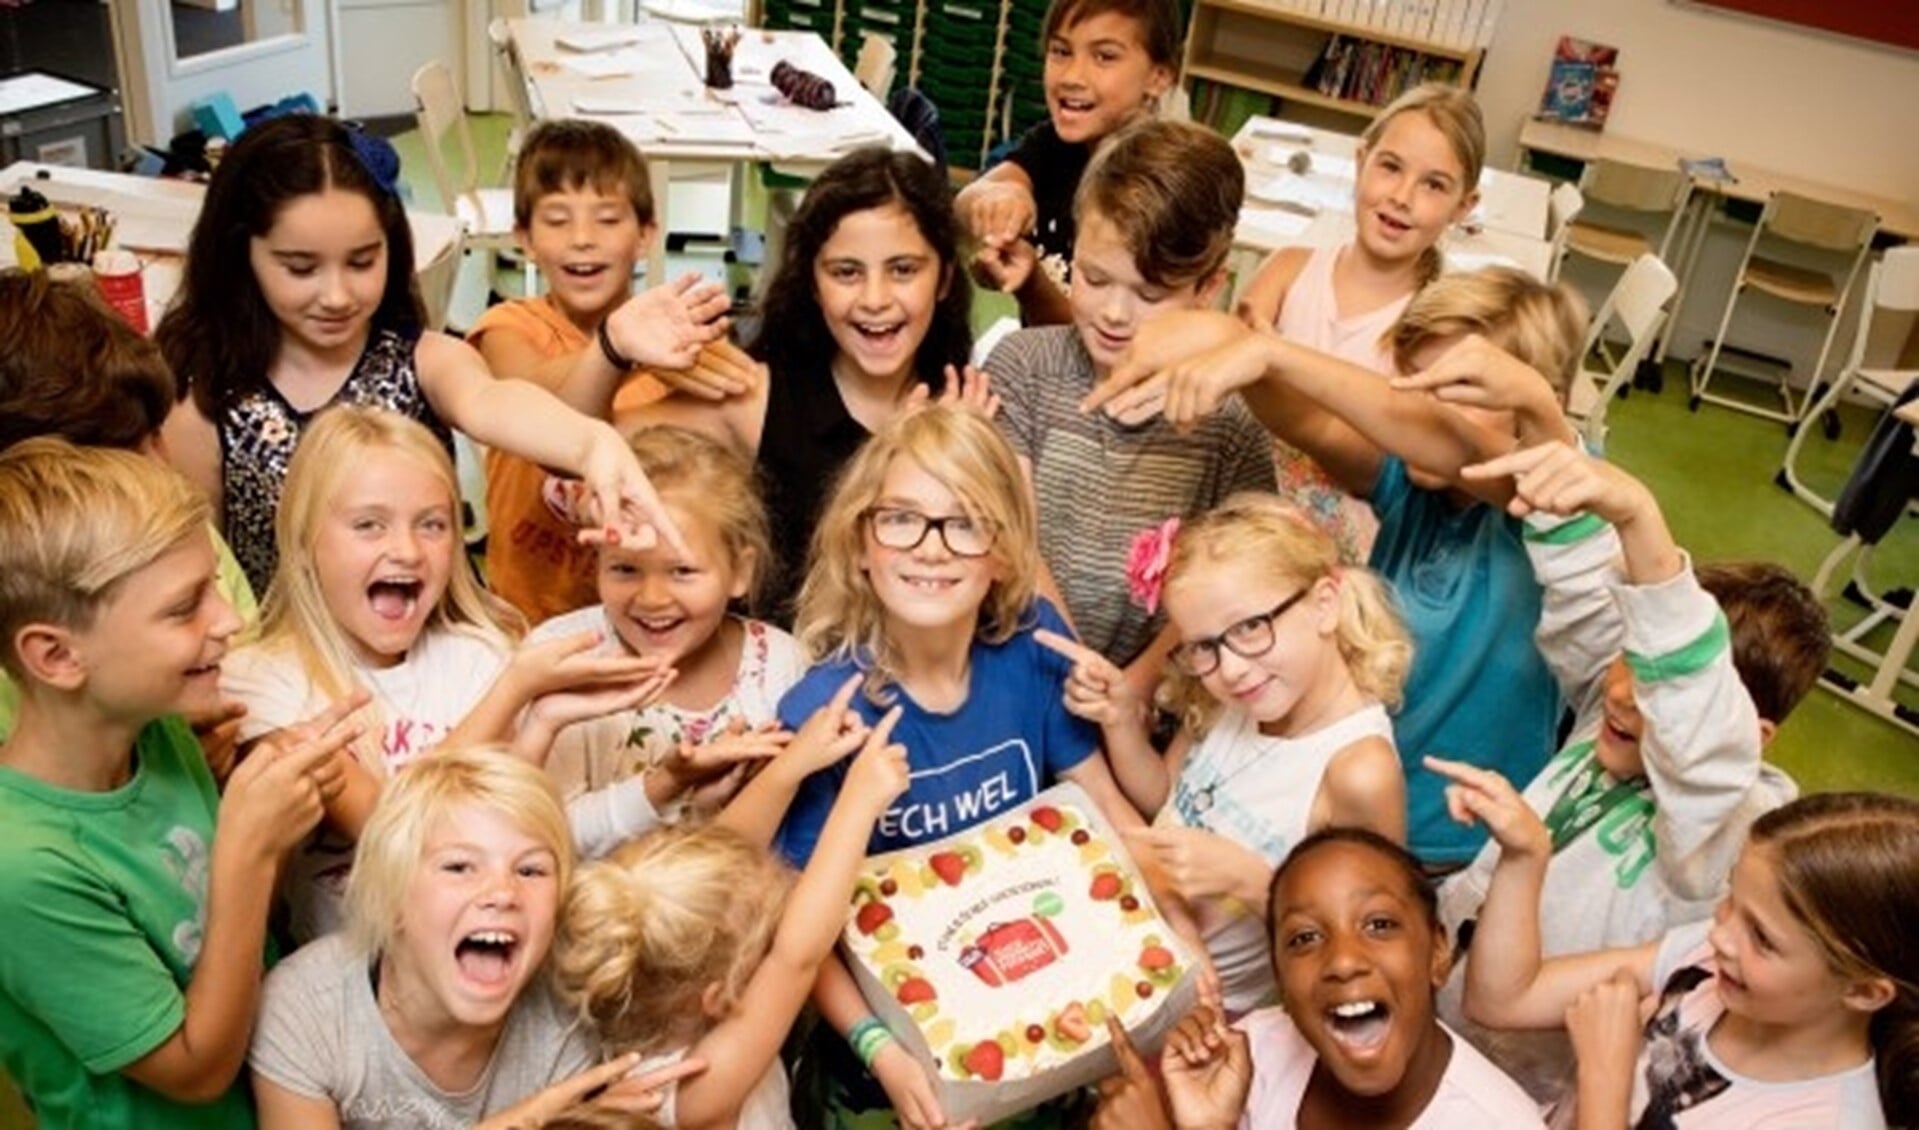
left=840, top=783, right=1199, bottom=1125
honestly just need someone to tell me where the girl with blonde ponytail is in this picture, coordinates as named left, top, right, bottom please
left=1042, top=491, right=1411, bottom=1015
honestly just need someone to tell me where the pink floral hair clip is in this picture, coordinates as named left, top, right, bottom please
left=1125, top=517, right=1182, bottom=614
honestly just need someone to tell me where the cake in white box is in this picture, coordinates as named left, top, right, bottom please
left=841, top=785, right=1194, bottom=1110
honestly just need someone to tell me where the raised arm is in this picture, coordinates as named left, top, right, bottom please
left=1430, top=756, right=1659, bottom=1031
left=717, top=674, right=869, bottom=846
left=1036, top=629, right=1168, bottom=817
left=674, top=712, right=909, bottom=1130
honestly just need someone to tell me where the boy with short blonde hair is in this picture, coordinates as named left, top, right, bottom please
left=471, top=119, right=753, bottom=623
left=0, top=439, right=356, bottom=1129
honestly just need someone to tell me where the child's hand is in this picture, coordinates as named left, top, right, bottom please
left=573, top=423, right=692, bottom=559
left=1425, top=755, right=1550, bottom=861
left=957, top=179, right=1036, bottom=252
left=870, top=1042, right=978, bottom=1130
left=649, top=338, right=762, bottom=403
left=906, top=364, right=1002, bottom=420
left=510, top=629, right=672, bottom=702
left=1036, top=629, right=1148, bottom=732
left=521, top=667, right=678, bottom=766
left=1567, top=968, right=1645, bottom=1126
left=604, top=273, right=732, bottom=374
left=782, top=673, right=872, bottom=777
left=1091, top=1016, right=1173, bottom=1130
left=1463, top=441, right=1652, bottom=524
left=221, top=695, right=366, bottom=862
left=1159, top=1007, right=1252, bottom=1130
left=843, top=706, right=910, bottom=811
left=970, top=237, right=1038, bottom=296
left=184, top=699, right=248, bottom=786
left=1123, top=825, right=1267, bottom=904
left=653, top=717, right=791, bottom=800
left=1390, top=333, right=1563, bottom=423
left=474, top=1051, right=708, bottom=1129
left=1084, top=312, right=1266, bottom=428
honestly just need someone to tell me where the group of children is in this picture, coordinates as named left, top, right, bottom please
left=0, top=0, right=1914, bottom=1126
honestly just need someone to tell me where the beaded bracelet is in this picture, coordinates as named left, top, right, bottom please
left=597, top=317, right=634, bottom=371
left=847, top=1016, right=894, bottom=1068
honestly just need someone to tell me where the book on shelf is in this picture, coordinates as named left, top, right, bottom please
left=1303, top=34, right=1462, bottom=106
left=1535, top=35, right=1619, bottom=129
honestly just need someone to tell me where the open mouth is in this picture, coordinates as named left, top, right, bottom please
left=560, top=262, right=611, bottom=281
left=628, top=612, right=687, bottom=637
left=455, top=929, right=520, bottom=989
left=368, top=578, right=424, bottom=623
left=1374, top=211, right=1413, bottom=237
left=184, top=659, right=222, bottom=680
left=853, top=320, right=906, bottom=347
left=1055, top=94, right=1095, bottom=115
left=1324, top=999, right=1393, bottom=1053
left=901, top=574, right=960, bottom=592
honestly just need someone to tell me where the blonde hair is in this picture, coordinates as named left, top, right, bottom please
left=1357, top=83, right=1486, bottom=286
left=0, top=438, right=209, bottom=680
left=258, top=406, right=518, bottom=747
left=1160, top=494, right=1411, bottom=734
left=1746, top=793, right=1919, bottom=1125
left=1388, top=266, right=1590, bottom=403
left=553, top=824, right=791, bottom=1054
left=624, top=425, right=774, bottom=612
left=793, top=405, right=1038, bottom=700
left=345, top=745, right=574, bottom=956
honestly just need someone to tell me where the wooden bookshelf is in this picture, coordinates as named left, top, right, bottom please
left=1183, top=0, right=1483, bottom=125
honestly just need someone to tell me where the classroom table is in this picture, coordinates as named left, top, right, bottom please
left=1517, top=118, right=1919, bottom=378
left=510, top=17, right=919, bottom=284
left=1230, top=117, right=1557, bottom=282
left=0, top=161, right=465, bottom=332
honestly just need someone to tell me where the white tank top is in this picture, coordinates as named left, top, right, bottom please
left=1159, top=701, right=1397, bottom=1015
left=1275, top=243, right=1411, bottom=373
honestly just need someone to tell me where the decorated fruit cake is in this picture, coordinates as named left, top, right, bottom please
left=841, top=787, right=1195, bottom=1096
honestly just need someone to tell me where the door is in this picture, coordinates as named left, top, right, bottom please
left=108, top=0, right=334, bottom=147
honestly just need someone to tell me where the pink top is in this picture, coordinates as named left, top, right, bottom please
left=1269, top=244, right=1415, bottom=561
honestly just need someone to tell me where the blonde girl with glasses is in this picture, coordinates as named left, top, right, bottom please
left=1043, top=491, right=1412, bottom=1017
left=732, top=404, right=1174, bottom=1130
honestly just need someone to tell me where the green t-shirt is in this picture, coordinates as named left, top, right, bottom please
left=0, top=716, right=256, bottom=1129
left=0, top=524, right=257, bottom=742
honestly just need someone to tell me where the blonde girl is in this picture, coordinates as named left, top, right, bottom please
left=250, top=748, right=693, bottom=1129
left=1450, top=772, right=1919, bottom=1129
left=755, top=404, right=1155, bottom=1129
left=1236, top=83, right=1486, bottom=559
left=552, top=711, right=909, bottom=1130
left=1043, top=492, right=1410, bottom=1015
left=529, top=425, right=806, bottom=824
left=223, top=406, right=669, bottom=941
left=156, top=114, right=681, bottom=595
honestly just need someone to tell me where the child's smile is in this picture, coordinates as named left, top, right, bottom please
left=521, top=186, right=651, bottom=323
left=313, top=448, right=457, bottom=668
left=1272, top=841, right=1452, bottom=1100
left=814, top=203, right=943, bottom=387
left=1352, top=113, right=1475, bottom=266
left=1043, top=11, right=1170, bottom=145
left=860, top=457, right=1003, bottom=636
left=599, top=500, right=748, bottom=677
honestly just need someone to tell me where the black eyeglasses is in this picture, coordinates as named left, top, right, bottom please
left=863, top=507, right=999, bottom=558
left=1168, top=589, right=1309, bottom=677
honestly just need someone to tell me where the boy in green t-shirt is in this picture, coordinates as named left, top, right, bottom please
left=0, top=440, right=360, bottom=1129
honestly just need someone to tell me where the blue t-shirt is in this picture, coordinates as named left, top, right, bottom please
left=1368, top=457, right=1559, bottom=864
left=774, top=601, right=1101, bottom=867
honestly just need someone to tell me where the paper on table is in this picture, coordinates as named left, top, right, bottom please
left=1235, top=207, right=1314, bottom=251
left=641, top=0, right=746, bottom=19
left=562, top=51, right=651, bottom=78
left=9, top=179, right=200, bottom=253
left=573, top=92, right=730, bottom=116
left=556, top=26, right=661, bottom=51
left=1246, top=171, right=1353, bottom=216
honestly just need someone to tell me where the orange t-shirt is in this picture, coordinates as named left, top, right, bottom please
left=467, top=299, right=667, bottom=624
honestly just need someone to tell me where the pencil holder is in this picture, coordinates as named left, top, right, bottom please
left=703, top=28, right=740, bottom=89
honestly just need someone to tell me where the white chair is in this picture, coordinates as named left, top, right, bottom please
left=1690, top=191, right=1878, bottom=426
left=1777, top=245, right=1919, bottom=514
left=1565, top=253, right=1678, bottom=450
left=1559, top=158, right=1692, bottom=272
left=415, top=228, right=465, bottom=332
left=487, top=17, right=538, bottom=184
left=411, top=59, right=532, bottom=298
left=853, top=32, right=898, bottom=101
left=1544, top=182, right=1584, bottom=282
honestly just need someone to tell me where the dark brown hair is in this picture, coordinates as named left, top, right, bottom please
left=1074, top=118, right=1243, bottom=289
left=1698, top=561, right=1830, bottom=724
left=512, top=119, right=655, bottom=230
left=1748, top=792, right=1919, bottom=1126
left=1041, top=0, right=1183, bottom=71
left=1269, top=826, right=1439, bottom=935
left=157, top=114, right=423, bottom=419
left=0, top=270, right=174, bottom=452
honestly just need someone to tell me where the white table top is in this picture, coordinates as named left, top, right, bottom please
left=2, top=162, right=464, bottom=327
left=512, top=18, right=917, bottom=166
left=1229, top=118, right=1555, bottom=280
